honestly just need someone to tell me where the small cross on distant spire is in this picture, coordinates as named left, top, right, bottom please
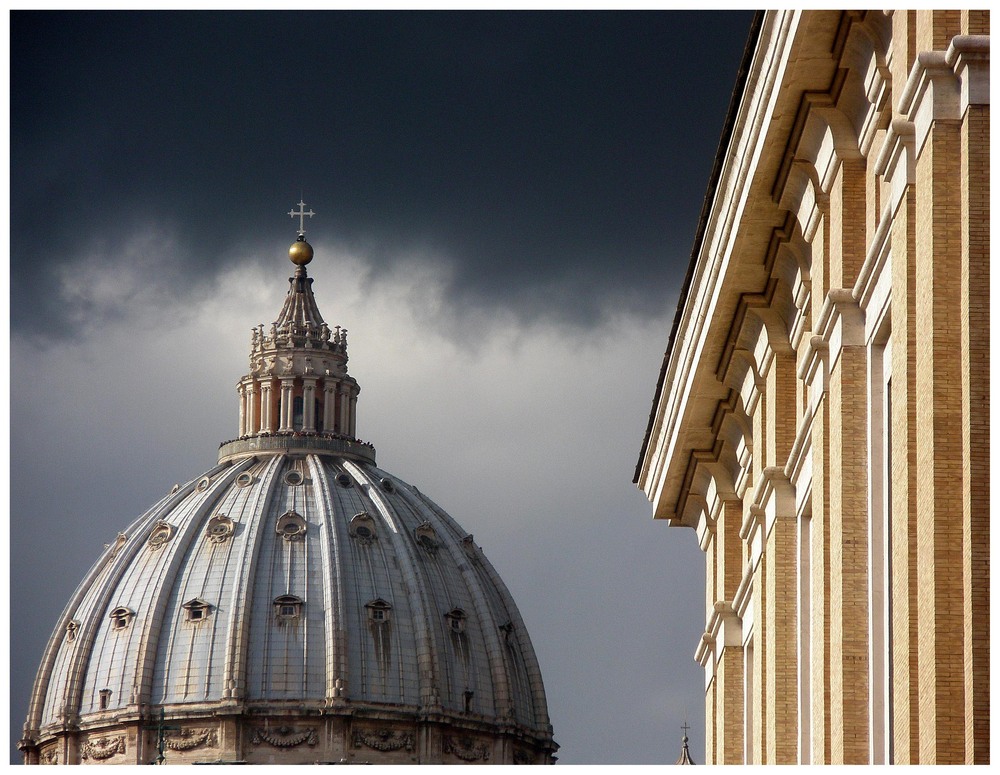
left=289, top=199, right=315, bottom=237
left=681, top=721, right=690, bottom=737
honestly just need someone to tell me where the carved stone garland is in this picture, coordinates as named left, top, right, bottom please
left=443, top=735, right=490, bottom=762
left=251, top=726, right=318, bottom=748
left=352, top=728, right=415, bottom=752
left=81, top=735, right=126, bottom=760
left=165, top=728, right=219, bottom=751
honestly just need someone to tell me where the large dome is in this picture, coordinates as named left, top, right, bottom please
left=19, top=214, right=556, bottom=765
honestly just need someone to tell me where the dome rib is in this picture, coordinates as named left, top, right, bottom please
left=307, top=453, right=348, bottom=705
left=221, top=454, right=284, bottom=703
left=39, top=473, right=218, bottom=729
left=343, top=460, right=440, bottom=711
left=132, top=459, right=254, bottom=710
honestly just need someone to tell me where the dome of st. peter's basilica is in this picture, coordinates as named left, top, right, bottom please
left=18, top=205, right=557, bottom=765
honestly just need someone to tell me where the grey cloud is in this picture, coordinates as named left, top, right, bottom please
left=11, top=11, right=752, bottom=341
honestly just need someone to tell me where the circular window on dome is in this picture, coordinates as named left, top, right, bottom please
left=147, top=521, right=175, bottom=550
left=196, top=476, right=211, bottom=492
left=205, top=513, right=235, bottom=543
left=414, top=521, right=440, bottom=556
left=276, top=510, right=307, bottom=541
left=235, top=471, right=255, bottom=488
left=170, top=483, right=180, bottom=495
left=283, top=470, right=304, bottom=486
left=350, top=512, right=377, bottom=545
left=336, top=472, right=353, bottom=488
left=380, top=477, right=395, bottom=494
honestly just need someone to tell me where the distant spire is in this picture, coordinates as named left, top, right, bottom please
left=675, top=721, right=695, bottom=765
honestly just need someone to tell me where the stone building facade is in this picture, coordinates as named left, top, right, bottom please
left=635, top=10, right=988, bottom=764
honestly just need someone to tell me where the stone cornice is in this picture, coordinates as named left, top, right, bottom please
left=814, top=288, right=865, bottom=372
left=945, top=35, right=991, bottom=112
left=898, top=50, right=960, bottom=157
left=873, top=118, right=915, bottom=219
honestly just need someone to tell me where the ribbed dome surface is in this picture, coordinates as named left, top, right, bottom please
left=26, top=452, right=554, bottom=763
left=21, top=212, right=556, bottom=765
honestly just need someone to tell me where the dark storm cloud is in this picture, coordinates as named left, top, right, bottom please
left=11, top=10, right=753, bottom=339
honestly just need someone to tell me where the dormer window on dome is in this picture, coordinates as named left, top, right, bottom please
left=66, top=620, right=80, bottom=642
left=366, top=599, right=392, bottom=624
left=274, top=595, right=303, bottom=621
left=445, top=608, right=467, bottom=634
left=109, top=607, right=135, bottom=631
left=183, top=598, right=212, bottom=623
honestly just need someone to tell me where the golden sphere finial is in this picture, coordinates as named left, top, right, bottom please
left=289, top=237, right=314, bottom=266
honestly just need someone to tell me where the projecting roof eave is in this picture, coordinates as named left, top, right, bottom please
left=635, top=10, right=843, bottom=526
left=633, top=11, right=763, bottom=491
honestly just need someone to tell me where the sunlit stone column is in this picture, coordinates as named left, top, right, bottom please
left=259, top=381, right=273, bottom=433
left=348, top=389, right=358, bottom=438
left=338, top=384, right=350, bottom=436
left=278, top=379, right=295, bottom=432
left=323, top=382, right=337, bottom=434
left=237, top=382, right=247, bottom=436
left=302, top=378, right=317, bottom=432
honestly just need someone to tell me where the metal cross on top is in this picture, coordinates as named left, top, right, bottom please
left=681, top=721, right=691, bottom=738
left=289, top=199, right=315, bottom=236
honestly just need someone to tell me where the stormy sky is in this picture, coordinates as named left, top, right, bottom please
left=9, top=10, right=754, bottom=764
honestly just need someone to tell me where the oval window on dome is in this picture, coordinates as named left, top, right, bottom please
left=336, top=472, right=353, bottom=488
left=414, top=521, right=440, bottom=556
left=276, top=510, right=307, bottom=541
left=147, top=521, right=175, bottom=550
left=196, top=476, right=211, bottom=492
left=205, top=513, right=235, bottom=543
left=350, top=512, right=377, bottom=544
left=283, top=470, right=304, bottom=486
left=235, top=471, right=254, bottom=488
left=380, top=477, right=395, bottom=494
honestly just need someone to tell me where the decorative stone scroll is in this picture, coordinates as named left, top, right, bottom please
left=352, top=728, right=414, bottom=752
left=81, top=735, right=126, bottom=761
left=165, top=728, right=219, bottom=751
left=251, top=725, right=318, bottom=748
left=443, top=735, right=490, bottom=762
